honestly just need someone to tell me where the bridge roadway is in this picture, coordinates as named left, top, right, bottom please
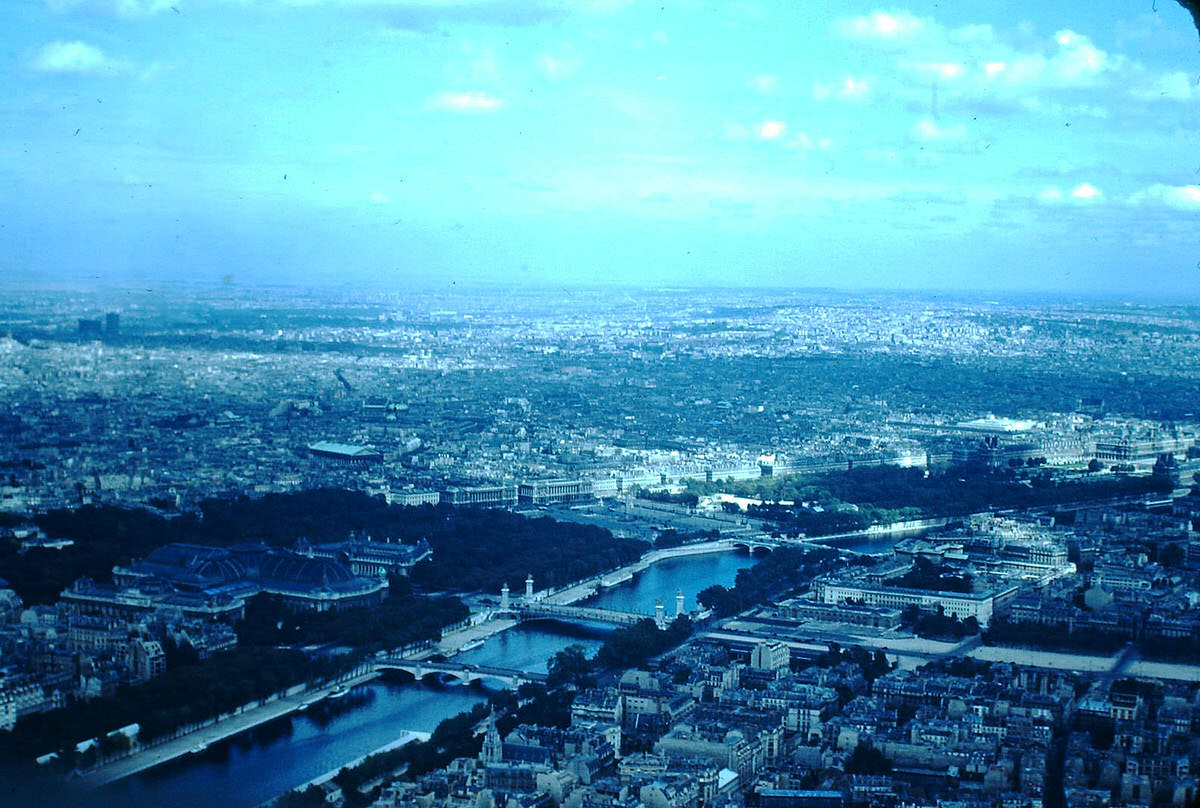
left=375, top=656, right=548, bottom=687
left=518, top=601, right=650, bottom=626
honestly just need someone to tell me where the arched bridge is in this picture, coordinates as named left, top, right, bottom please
left=375, top=657, right=548, bottom=687
left=518, top=602, right=651, bottom=627
left=729, top=538, right=776, bottom=554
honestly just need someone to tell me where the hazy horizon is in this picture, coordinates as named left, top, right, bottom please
left=7, top=277, right=1200, bottom=309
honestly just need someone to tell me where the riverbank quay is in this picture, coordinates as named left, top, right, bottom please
left=1127, top=660, right=1200, bottom=682
left=434, top=618, right=520, bottom=656
left=256, top=729, right=431, bottom=808
left=542, top=540, right=738, bottom=606
left=76, top=667, right=381, bottom=790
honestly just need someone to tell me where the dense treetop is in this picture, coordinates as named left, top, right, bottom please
left=684, top=465, right=1174, bottom=537
left=0, top=489, right=648, bottom=603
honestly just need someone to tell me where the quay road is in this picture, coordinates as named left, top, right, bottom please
left=80, top=656, right=546, bottom=791
left=710, top=623, right=1200, bottom=682
left=77, top=668, right=382, bottom=790
left=700, top=626, right=981, bottom=670
left=257, top=730, right=432, bottom=808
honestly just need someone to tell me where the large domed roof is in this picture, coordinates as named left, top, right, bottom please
left=135, top=544, right=247, bottom=587
left=258, top=553, right=357, bottom=588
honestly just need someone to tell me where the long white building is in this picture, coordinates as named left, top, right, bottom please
left=813, top=578, right=1018, bottom=627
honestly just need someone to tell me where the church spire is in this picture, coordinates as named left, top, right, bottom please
left=480, top=711, right=503, bottom=763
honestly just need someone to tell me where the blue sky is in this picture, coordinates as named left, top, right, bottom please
left=2, top=0, right=1198, bottom=294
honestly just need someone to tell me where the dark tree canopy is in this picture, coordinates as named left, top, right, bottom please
left=1, top=489, right=648, bottom=604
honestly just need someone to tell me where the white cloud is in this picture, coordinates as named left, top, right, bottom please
left=369, top=191, right=389, bottom=204
left=813, top=76, right=870, bottom=101
left=1049, top=30, right=1109, bottom=85
left=792, top=132, right=832, bottom=151
left=758, top=121, right=786, bottom=139
left=909, top=61, right=964, bottom=81
left=429, top=91, right=503, bottom=111
left=978, top=30, right=1115, bottom=90
left=539, top=49, right=582, bottom=81
left=838, top=10, right=925, bottom=41
left=1131, top=71, right=1198, bottom=102
left=138, top=60, right=174, bottom=82
left=747, top=74, right=777, bottom=93
left=1129, top=184, right=1200, bottom=210
left=30, top=41, right=125, bottom=76
left=829, top=11, right=1131, bottom=118
left=539, top=54, right=565, bottom=78
left=910, top=116, right=966, bottom=142
left=46, top=0, right=174, bottom=17
left=1035, top=184, right=1105, bottom=205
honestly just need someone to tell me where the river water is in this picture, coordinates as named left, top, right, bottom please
left=91, top=678, right=488, bottom=808
left=586, top=551, right=757, bottom=615
left=814, top=535, right=910, bottom=555
left=91, top=550, right=757, bottom=808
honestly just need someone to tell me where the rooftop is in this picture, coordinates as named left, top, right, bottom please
left=307, top=441, right=381, bottom=457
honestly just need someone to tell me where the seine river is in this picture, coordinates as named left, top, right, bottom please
left=92, top=550, right=758, bottom=808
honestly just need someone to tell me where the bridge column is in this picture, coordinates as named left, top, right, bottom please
left=655, top=599, right=665, bottom=628
left=675, top=588, right=685, bottom=618
left=500, top=583, right=510, bottom=611
left=525, top=574, right=534, bottom=600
